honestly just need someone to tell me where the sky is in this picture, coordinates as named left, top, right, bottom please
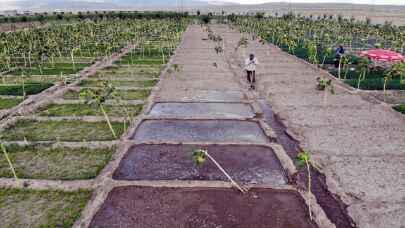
left=212, top=0, right=405, bottom=4
left=0, top=0, right=404, bottom=11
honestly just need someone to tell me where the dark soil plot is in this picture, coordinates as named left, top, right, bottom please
left=0, top=97, right=22, bottom=109
left=149, top=102, right=254, bottom=118
left=113, top=144, right=287, bottom=185
left=38, top=103, right=143, bottom=117
left=0, top=83, right=53, bottom=96
left=393, top=104, right=405, bottom=114
left=0, top=144, right=114, bottom=180
left=63, top=89, right=151, bottom=100
left=0, top=120, right=125, bottom=141
left=132, top=120, right=269, bottom=144
left=90, top=186, right=317, bottom=228
left=79, top=79, right=158, bottom=88
left=0, top=188, right=91, bottom=228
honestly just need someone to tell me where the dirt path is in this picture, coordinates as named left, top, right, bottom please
left=233, top=28, right=405, bottom=227
left=80, top=24, right=340, bottom=228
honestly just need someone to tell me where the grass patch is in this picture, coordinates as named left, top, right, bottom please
left=1, top=75, right=61, bottom=84
left=0, top=120, right=125, bottom=141
left=93, top=69, right=160, bottom=79
left=0, top=97, right=22, bottom=109
left=345, top=79, right=405, bottom=90
left=393, top=104, right=405, bottom=114
left=0, top=188, right=91, bottom=228
left=118, top=58, right=167, bottom=65
left=0, top=83, right=53, bottom=96
left=63, top=89, right=151, bottom=100
left=0, top=144, right=114, bottom=180
left=118, top=89, right=152, bottom=100
left=79, top=79, right=158, bottom=88
left=39, top=103, right=143, bottom=117
left=9, top=63, right=89, bottom=76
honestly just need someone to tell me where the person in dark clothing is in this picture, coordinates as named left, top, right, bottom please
left=334, top=45, right=345, bottom=68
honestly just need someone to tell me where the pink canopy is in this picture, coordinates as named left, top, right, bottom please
left=360, top=49, right=405, bottom=62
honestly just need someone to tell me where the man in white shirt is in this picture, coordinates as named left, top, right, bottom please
left=245, top=54, right=259, bottom=89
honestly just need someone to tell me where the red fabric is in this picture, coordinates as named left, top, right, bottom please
left=360, top=49, right=405, bottom=62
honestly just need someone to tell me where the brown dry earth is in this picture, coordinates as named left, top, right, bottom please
left=83, top=24, right=334, bottom=228
left=80, top=23, right=405, bottom=228
left=232, top=27, right=405, bottom=227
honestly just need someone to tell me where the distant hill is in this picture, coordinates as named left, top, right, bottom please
left=4, top=0, right=211, bottom=11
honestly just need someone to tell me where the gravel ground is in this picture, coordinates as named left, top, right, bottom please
left=232, top=25, right=405, bottom=228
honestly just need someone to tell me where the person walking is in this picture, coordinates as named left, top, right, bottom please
left=245, top=54, right=259, bottom=89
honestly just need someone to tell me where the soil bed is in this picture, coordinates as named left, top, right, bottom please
left=113, top=144, right=287, bottom=185
left=132, top=120, right=269, bottom=143
left=0, top=144, right=114, bottom=180
left=0, top=120, right=125, bottom=141
left=0, top=188, right=91, bottom=228
left=90, top=186, right=317, bottom=228
left=149, top=102, right=254, bottom=118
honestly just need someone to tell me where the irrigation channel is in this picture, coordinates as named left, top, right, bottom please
left=81, top=24, right=367, bottom=228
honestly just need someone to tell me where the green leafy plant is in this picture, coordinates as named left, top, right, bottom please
left=1, top=143, right=18, bottom=180
left=236, top=37, right=248, bottom=50
left=214, top=46, right=223, bottom=54
left=316, top=77, right=335, bottom=94
left=79, top=82, right=118, bottom=139
left=356, top=57, right=370, bottom=89
left=297, top=151, right=317, bottom=221
left=192, top=149, right=247, bottom=193
left=173, top=64, right=181, bottom=72
left=306, top=41, right=318, bottom=64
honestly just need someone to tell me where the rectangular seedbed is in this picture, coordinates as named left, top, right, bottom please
left=118, top=58, right=167, bottom=65
left=345, top=78, right=405, bottom=90
left=90, top=186, right=316, bottom=228
left=132, top=120, right=269, bottom=144
left=79, top=79, right=158, bottom=88
left=0, top=83, right=53, bottom=96
left=63, top=89, right=151, bottom=100
left=113, top=144, right=287, bottom=185
left=0, top=97, right=22, bottom=109
left=0, top=144, right=114, bottom=180
left=103, top=65, right=162, bottom=75
left=1, top=75, right=62, bottom=84
left=38, top=103, right=143, bottom=117
left=8, top=63, right=89, bottom=76
left=149, top=102, right=254, bottom=118
left=0, top=188, right=91, bottom=228
left=0, top=119, right=125, bottom=141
